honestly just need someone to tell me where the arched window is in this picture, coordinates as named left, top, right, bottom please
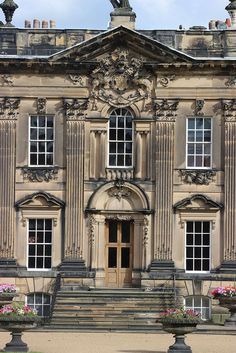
left=27, top=292, right=51, bottom=317
left=185, top=296, right=211, bottom=321
left=108, top=108, right=133, bottom=167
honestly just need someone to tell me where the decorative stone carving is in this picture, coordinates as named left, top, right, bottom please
left=157, top=75, right=176, bottom=87
left=65, top=246, right=82, bottom=259
left=0, top=97, right=20, bottom=119
left=222, top=99, right=236, bottom=121
left=106, top=168, right=134, bottom=181
left=143, top=216, right=149, bottom=248
left=195, top=99, right=205, bottom=116
left=64, top=98, right=88, bottom=120
left=22, top=167, right=58, bottom=182
left=0, top=0, right=18, bottom=27
left=105, top=214, right=133, bottom=221
left=179, top=169, right=216, bottom=185
left=155, top=244, right=172, bottom=261
left=89, top=215, right=96, bottom=245
left=153, top=99, right=179, bottom=121
left=68, top=75, right=85, bottom=86
left=90, top=48, right=152, bottom=108
left=110, top=0, right=132, bottom=9
left=37, top=97, right=47, bottom=114
left=0, top=74, right=13, bottom=86
left=108, top=180, right=131, bottom=201
left=225, top=76, right=236, bottom=87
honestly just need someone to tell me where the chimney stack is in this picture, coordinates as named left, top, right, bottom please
left=33, top=19, right=40, bottom=29
left=50, top=20, right=56, bottom=29
left=42, top=20, right=48, bottom=29
left=24, top=20, right=31, bottom=28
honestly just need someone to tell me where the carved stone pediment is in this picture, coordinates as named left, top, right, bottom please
left=90, top=47, right=153, bottom=108
left=15, top=191, right=64, bottom=209
left=173, top=194, right=223, bottom=212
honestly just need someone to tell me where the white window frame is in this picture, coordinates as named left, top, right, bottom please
left=107, top=108, right=134, bottom=169
left=185, top=221, right=211, bottom=273
left=28, top=115, right=55, bottom=167
left=186, top=117, right=212, bottom=169
left=26, top=293, right=51, bottom=317
left=184, top=296, right=211, bottom=321
left=27, top=218, right=53, bottom=271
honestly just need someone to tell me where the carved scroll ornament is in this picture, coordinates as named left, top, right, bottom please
left=37, top=98, right=47, bottom=114
left=180, top=169, right=216, bottom=185
left=195, top=99, right=205, bottom=116
left=222, top=99, right=236, bottom=121
left=22, top=167, right=58, bottom=183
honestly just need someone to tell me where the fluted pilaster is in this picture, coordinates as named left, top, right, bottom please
left=63, top=99, right=88, bottom=261
left=221, top=100, right=236, bottom=270
left=0, top=98, right=20, bottom=261
left=150, top=99, right=178, bottom=271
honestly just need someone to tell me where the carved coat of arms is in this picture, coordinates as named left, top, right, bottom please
left=90, top=48, right=152, bottom=108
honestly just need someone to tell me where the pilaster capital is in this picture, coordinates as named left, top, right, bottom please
left=153, top=98, right=179, bottom=122
left=0, top=97, right=20, bottom=120
left=222, top=99, right=236, bottom=122
left=64, top=98, right=88, bottom=121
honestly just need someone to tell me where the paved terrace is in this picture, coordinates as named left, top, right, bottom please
left=0, top=331, right=235, bottom=353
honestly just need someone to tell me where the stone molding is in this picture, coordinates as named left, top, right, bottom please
left=153, top=99, right=179, bottom=121
left=0, top=97, right=20, bottom=119
left=173, top=194, right=223, bottom=211
left=64, top=98, right=88, bottom=120
left=37, top=97, right=47, bottom=114
left=22, top=167, right=59, bottom=182
left=179, top=169, right=216, bottom=185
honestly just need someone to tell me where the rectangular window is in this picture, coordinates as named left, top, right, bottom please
left=186, top=118, right=212, bottom=168
left=28, top=219, right=52, bottom=270
left=185, top=221, right=211, bottom=272
left=29, top=116, right=54, bottom=166
left=108, top=109, right=133, bottom=168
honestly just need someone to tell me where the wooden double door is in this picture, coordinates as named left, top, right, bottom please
left=105, top=220, right=133, bottom=288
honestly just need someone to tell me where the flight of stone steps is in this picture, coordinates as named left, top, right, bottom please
left=48, top=283, right=177, bottom=332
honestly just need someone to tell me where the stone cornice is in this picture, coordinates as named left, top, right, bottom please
left=0, top=97, right=20, bottom=120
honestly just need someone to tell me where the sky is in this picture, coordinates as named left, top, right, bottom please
left=4, top=0, right=231, bottom=30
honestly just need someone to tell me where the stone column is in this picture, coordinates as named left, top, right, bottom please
left=221, top=100, right=236, bottom=270
left=150, top=99, right=179, bottom=271
left=61, top=99, right=88, bottom=272
left=0, top=98, right=20, bottom=267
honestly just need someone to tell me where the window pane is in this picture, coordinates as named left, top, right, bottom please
left=109, top=155, right=116, bottom=166
left=196, top=118, right=203, bottom=129
left=203, top=222, right=210, bottom=233
left=121, top=248, right=130, bottom=268
left=186, top=247, right=193, bottom=258
left=122, top=222, right=130, bottom=243
left=203, top=234, right=210, bottom=245
left=108, top=248, right=117, bottom=268
left=117, top=155, right=124, bottom=166
left=188, top=119, right=195, bottom=129
left=110, top=130, right=116, bottom=140
left=195, top=222, right=202, bottom=233
left=195, top=234, right=202, bottom=245
left=187, top=222, right=193, bottom=233
left=44, top=257, right=51, bottom=269
left=186, top=234, right=193, bottom=245
left=118, top=143, right=124, bottom=153
left=46, top=154, right=53, bottom=165
left=29, top=245, right=35, bottom=256
left=47, top=117, right=53, bottom=127
left=203, top=260, right=210, bottom=271
left=28, top=257, right=35, bottom=268
left=194, top=260, right=201, bottom=271
left=39, top=117, right=45, bottom=127
left=125, top=155, right=132, bottom=166
left=204, top=119, right=211, bottom=129
left=31, top=117, right=38, bottom=127
left=186, top=259, right=193, bottom=271
left=110, top=143, right=116, bottom=153
left=203, top=247, right=210, bottom=258
left=109, top=222, right=117, bottom=243
left=195, top=247, right=201, bottom=258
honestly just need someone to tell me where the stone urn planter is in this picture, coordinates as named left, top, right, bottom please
left=159, top=319, right=199, bottom=353
left=219, top=297, right=236, bottom=327
left=0, top=316, right=39, bottom=352
left=0, top=293, right=18, bottom=307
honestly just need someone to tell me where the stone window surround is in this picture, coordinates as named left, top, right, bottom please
left=20, top=209, right=59, bottom=271
left=185, top=220, right=211, bottom=273
left=186, top=116, right=213, bottom=170
left=28, top=115, right=55, bottom=168
left=177, top=211, right=218, bottom=273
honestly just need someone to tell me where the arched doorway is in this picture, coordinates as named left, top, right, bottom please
left=86, top=181, right=151, bottom=288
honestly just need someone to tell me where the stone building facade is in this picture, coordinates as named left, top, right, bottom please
left=0, top=1, right=236, bottom=322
